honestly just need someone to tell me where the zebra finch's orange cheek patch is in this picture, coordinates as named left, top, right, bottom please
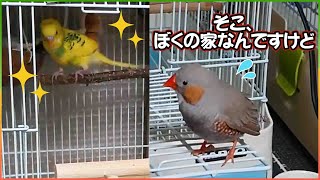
left=183, top=85, right=204, bottom=105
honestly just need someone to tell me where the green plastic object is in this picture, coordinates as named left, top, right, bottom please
left=276, top=49, right=304, bottom=96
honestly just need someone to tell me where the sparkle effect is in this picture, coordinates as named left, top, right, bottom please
left=109, top=11, right=133, bottom=39
left=9, top=61, right=35, bottom=92
left=128, top=30, right=143, bottom=49
left=31, top=82, right=49, bottom=103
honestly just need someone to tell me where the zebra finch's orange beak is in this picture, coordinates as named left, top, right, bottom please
left=163, top=73, right=177, bottom=90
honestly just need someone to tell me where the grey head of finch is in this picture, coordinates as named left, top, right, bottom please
left=163, top=63, right=221, bottom=104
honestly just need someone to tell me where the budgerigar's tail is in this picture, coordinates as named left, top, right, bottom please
left=94, top=51, right=138, bottom=69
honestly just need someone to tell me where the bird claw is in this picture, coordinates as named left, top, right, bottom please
left=74, top=69, right=89, bottom=83
left=221, top=141, right=237, bottom=167
left=191, top=144, right=215, bottom=156
left=221, top=150, right=235, bottom=167
left=52, top=70, right=64, bottom=84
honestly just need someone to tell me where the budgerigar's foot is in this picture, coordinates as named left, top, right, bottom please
left=52, top=69, right=64, bottom=84
left=221, top=140, right=237, bottom=167
left=191, top=141, right=215, bottom=156
left=74, top=69, right=90, bottom=83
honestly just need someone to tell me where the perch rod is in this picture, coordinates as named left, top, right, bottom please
left=38, top=67, right=149, bottom=85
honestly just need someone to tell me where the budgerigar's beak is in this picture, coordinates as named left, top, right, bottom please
left=163, top=73, right=177, bottom=90
left=46, top=36, right=54, bottom=47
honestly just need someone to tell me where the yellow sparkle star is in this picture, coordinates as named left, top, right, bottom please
left=10, top=61, right=36, bottom=93
left=31, top=82, right=49, bottom=103
left=128, top=30, right=143, bottom=49
left=109, top=11, right=133, bottom=39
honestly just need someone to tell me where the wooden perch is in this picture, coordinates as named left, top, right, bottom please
left=38, top=67, right=149, bottom=86
left=150, top=2, right=224, bottom=14
left=55, top=159, right=149, bottom=178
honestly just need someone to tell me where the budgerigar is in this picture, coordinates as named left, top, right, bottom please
left=40, top=18, right=138, bottom=82
left=163, top=63, right=260, bottom=167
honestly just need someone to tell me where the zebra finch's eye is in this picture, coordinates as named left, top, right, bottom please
left=183, top=81, right=188, bottom=86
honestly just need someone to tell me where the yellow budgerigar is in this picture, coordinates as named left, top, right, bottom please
left=40, top=18, right=138, bottom=81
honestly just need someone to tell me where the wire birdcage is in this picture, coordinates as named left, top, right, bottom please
left=2, top=2, right=149, bottom=178
left=149, top=2, right=273, bottom=178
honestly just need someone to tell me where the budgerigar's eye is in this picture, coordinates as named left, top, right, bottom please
left=183, top=81, right=188, bottom=86
left=56, top=31, right=58, bottom=35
